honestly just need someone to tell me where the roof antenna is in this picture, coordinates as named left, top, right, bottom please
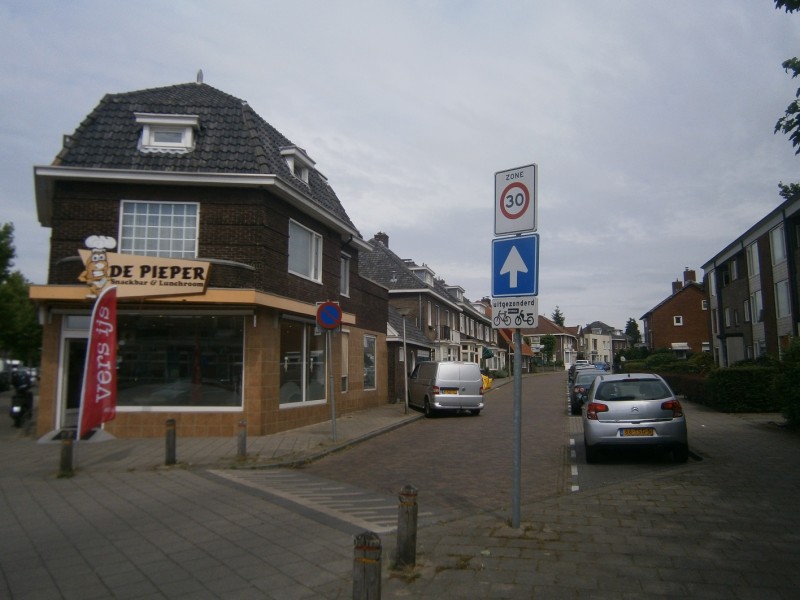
left=196, top=69, right=203, bottom=84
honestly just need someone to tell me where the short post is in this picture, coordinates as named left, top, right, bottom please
left=237, top=419, right=247, bottom=461
left=353, top=531, right=381, bottom=599
left=395, top=484, right=418, bottom=568
left=165, top=418, right=176, bottom=466
left=58, top=432, right=74, bottom=477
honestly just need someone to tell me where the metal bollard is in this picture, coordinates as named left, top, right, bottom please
left=58, top=431, right=74, bottom=477
left=237, top=419, right=247, bottom=461
left=165, top=418, right=176, bottom=466
left=395, top=484, right=418, bottom=568
left=353, top=531, right=381, bottom=599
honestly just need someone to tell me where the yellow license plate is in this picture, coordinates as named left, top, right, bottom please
left=622, top=428, right=654, bottom=437
left=441, top=389, right=458, bottom=395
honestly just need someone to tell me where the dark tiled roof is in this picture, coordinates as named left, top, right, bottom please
left=388, top=305, right=434, bottom=348
left=54, top=82, right=356, bottom=228
left=359, top=237, right=433, bottom=291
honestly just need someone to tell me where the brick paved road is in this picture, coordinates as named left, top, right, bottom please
left=302, top=372, right=573, bottom=519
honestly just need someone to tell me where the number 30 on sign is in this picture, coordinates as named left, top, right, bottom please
left=495, top=164, right=537, bottom=236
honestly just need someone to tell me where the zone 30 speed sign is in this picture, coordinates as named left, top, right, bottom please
left=495, top=164, right=537, bottom=236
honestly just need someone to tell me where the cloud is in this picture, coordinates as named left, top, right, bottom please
left=0, top=0, right=797, bottom=332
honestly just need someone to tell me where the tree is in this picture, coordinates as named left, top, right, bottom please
left=540, top=335, right=556, bottom=365
left=774, top=2, right=800, bottom=155
left=625, top=318, right=642, bottom=345
left=550, top=306, right=565, bottom=327
left=0, top=222, right=15, bottom=283
left=0, top=223, right=42, bottom=365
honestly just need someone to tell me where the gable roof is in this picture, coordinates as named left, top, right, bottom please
left=640, top=281, right=706, bottom=319
left=35, top=81, right=365, bottom=246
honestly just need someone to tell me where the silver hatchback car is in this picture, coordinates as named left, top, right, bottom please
left=582, top=373, right=688, bottom=463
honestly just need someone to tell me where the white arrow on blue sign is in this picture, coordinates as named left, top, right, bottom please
left=492, top=234, right=539, bottom=297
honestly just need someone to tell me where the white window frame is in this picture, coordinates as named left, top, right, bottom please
left=135, top=113, right=198, bottom=153
left=288, top=219, right=322, bottom=283
left=775, top=279, right=791, bottom=319
left=746, top=242, right=760, bottom=277
left=673, top=315, right=683, bottom=326
left=119, top=200, right=199, bottom=258
left=340, top=253, right=351, bottom=297
left=771, top=225, right=786, bottom=265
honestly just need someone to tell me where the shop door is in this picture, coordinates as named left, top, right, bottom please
left=61, top=338, right=87, bottom=429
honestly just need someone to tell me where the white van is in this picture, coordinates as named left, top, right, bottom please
left=408, top=361, right=484, bottom=417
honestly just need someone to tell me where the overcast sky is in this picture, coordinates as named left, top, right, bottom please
left=1, top=1, right=798, bottom=330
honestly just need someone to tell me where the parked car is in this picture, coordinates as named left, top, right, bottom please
left=568, top=361, right=594, bottom=382
left=408, top=361, right=484, bottom=417
left=592, top=362, right=611, bottom=371
left=582, top=373, right=689, bottom=464
left=570, top=369, right=602, bottom=415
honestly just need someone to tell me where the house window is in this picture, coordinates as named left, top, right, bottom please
left=673, top=316, right=683, bottom=326
left=730, top=260, right=738, bottom=280
left=776, top=279, right=791, bottom=318
left=135, top=113, right=198, bottom=153
left=120, top=201, right=198, bottom=258
left=116, top=314, right=243, bottom=409
left=280, top=146, right=315, bottom=184
left=279, top=318, right=326, bottom=405
left=702, top=299, right=709, bottom=311
left=770, top=225, right=786, bottom=264
left=746, top=243, right=760, bottom=277
left=744, top=298, right=751, bottom=323
left=341, top=331, right=349, bottom=393
left=288, top=220, right=322, bottom=282
left=363, top=335, right=376, bottom=390
left=752, top=290, right=764, bottom=322
left=724, top=308, right=731, bottom=327
left=340, top=253, right=351, bottom=297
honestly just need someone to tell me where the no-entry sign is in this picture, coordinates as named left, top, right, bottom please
left=495, top=164, right=537, bottom=235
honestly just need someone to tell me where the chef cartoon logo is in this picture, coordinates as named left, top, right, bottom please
left=79, top=235, right=117, bottom=298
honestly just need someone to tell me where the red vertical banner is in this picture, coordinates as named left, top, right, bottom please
left=78, top=285, right=118, bottom=440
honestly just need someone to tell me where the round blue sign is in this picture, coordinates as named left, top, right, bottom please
left=317, top=301, right=342, bottom=330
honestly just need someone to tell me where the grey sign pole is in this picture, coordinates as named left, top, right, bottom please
left=512, top=328, right=522, bottom=528
left=328, top=329, right=337, bottom=442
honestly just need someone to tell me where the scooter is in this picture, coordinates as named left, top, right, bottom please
left=9, top=371, right=34, bottom=428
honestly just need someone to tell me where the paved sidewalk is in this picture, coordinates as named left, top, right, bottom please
left=1, top=383, right=799, bottom=598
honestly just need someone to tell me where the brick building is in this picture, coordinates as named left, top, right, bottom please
left=30, top=80, right=388, bottom=438
left=640, top=269, right=710, bottom=357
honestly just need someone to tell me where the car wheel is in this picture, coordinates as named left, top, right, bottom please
left=585, top=441, right=599, bottom=464
left=424, top=399, right=435, bottom=418
left=672, top=444, right=689, bottom=463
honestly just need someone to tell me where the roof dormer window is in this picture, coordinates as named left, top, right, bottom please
left=135, top=113, right=199, bottom=154
left=280, top=145, right=315, bottom=184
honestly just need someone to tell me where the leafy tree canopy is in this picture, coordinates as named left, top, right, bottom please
left=774, top=2, right=800, bottom=154
left=0, top=222, right=15, bottom=283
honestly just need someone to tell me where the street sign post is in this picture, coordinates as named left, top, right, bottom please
left=495, top=163, right=537, bottom=235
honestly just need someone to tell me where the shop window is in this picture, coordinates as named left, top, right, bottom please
left=364, top=335, right=376, bottom=390
left=288, top=220, right=322, bottom=283
left=279, top=318, right=326, bottom=404
left=116, top=314, right=243, bottom=409
left=120, top=201, right=198, bottom=258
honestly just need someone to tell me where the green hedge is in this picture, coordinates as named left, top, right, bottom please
left=706, top=367, right=782, bottom=412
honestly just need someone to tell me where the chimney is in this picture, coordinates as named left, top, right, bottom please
left=374, top=232, right=389, bottom=247
left=683, top=268, right=696, bottom=285
left=672, top=280, right=682, bottom=295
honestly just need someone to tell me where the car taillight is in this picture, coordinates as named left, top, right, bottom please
left=586, top=402, right=608, bottom=420
left=661, top=399, right=684, bottom=417
left=432, top=386, right=439, bottom=395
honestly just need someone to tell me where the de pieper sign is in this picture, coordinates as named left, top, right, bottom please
left=495, top=163, right=537, bottom=235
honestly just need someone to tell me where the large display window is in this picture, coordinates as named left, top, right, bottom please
left=116, top=314, right=244, bottom=408
left=279, top=317, right=326, bottom=404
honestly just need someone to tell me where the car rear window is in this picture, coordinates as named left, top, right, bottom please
left=594, top=379, right=670, bottom=401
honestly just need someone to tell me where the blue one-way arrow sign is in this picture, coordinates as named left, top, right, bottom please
left=492, top=234, right=539, bottom=297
